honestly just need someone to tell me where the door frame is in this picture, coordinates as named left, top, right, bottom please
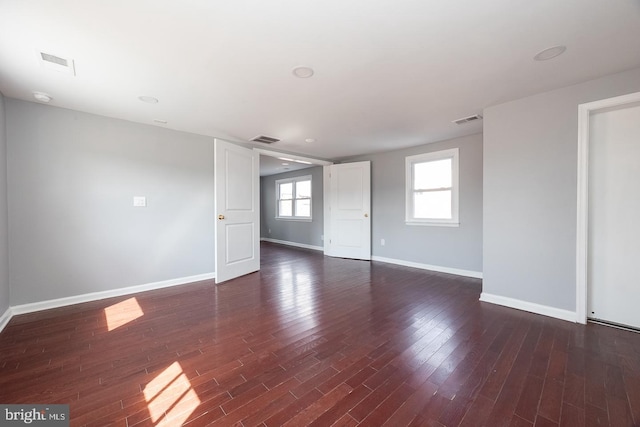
left=253, top=148, right=333, bottom=169
left=576, top=91, right=640, bottom=324
left=214, top=142, right=336, bottom=279
left=252, top=147, right=331, bottom=253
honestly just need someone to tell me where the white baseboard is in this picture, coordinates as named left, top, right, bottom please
left=371, top=255, right=483, bottom=279
left=9, top=272, right=216, bottom=317
left=0, top=306, right=12, bottom=333
left=261, top=238, right=324, bottom=252
left=480, top=292, right=577, bottom=323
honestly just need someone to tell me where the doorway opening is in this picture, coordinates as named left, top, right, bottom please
left=256, top=148, right=331, bottom=255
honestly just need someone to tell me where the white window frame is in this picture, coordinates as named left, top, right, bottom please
left=405, top=148, right=459, bottom=227
left=275, top=175, right=312, bottom=221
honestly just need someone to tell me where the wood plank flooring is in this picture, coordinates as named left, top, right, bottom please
left=1, top=242, right=640, bottom=426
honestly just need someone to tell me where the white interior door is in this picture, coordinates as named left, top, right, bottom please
left=587, top=102, right=640, bottom=329
left=326, top=161, right=371, bottom=260
left=214, top=139, right=260, bottom=283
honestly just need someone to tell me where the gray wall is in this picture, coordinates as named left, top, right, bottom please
left=348, top=133, right=483, bottom=273
left=6, top=99, right=215, bottom=305
left=260, top=166, right=324, bottom=248
left=483, top=67, right=640, bottom=311
left=0, top=94, right=9, bottom=315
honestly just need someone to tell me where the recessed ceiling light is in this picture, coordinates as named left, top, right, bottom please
left=533, top=45, right=567, bottom=61
left=292, top=66, right=314, bottom=78
left=305, top=138, right=316, bottom=143
left=282, top=162, right=290, bottom=166
left=153, top=119, right=167, bottom=124
left=33, top=92, right=52, bottom=103
left=138, top=96, right=159, bottom=104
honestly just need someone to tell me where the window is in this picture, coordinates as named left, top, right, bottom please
left=406, top=148, right=459, bottom=226
left=276, top=175, right=312, bottom=220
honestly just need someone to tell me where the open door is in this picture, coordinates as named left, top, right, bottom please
left=214, top=139, right=260, bottom=283
left=587, top=101, right=640, bottom=329
left=325, top=161, right=371, bottom=260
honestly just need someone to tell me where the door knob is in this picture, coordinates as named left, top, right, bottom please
left=218, top=215, right=225, bottom=220
left=364, top=213, right=369, bottom=218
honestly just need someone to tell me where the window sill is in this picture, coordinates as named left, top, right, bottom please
left=405, top=221, right=459, bottom=228
left=276, top=217, right=313, bottom=222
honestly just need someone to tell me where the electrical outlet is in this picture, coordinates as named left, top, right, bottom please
left=381, top=238, right=385, bottom=246
left=133, top=196, right=146, bottom=207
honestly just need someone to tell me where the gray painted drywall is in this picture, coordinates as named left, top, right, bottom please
left=347, top=133, right=483, bottom=273
left=483, top=67, right=640, bottom=311
left=260, top=166, right=324, bottom=248
left=0, top=94, right=9, bottom=315
left=6, top=99, right=215, bottom=305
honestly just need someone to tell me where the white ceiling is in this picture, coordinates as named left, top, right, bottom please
left=1, top=0, right=639, bottom=161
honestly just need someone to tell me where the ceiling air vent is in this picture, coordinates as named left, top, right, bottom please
left=41, top=52, right=68, bottom=67
left=251, top=135, right=280, bottom=144
left=452, top=114, right=482, bottom=125
left=38, top=51, right=76, bottom=76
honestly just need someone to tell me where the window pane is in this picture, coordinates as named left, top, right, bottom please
left=279, top=200, right=292, bottom=216
left=295, top=199, right=311, bottom=217
left=414, top=190, right=452, bottom=219
left=279, top=182, right=293, bottom=199
left=296, top=180, right=311, bottom=199
left=414, top=159, right=451, bottom=190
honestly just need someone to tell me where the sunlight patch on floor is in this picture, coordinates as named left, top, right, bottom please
left=143, top=362, right=201, bottom=426
left=104, top=297, right=144, bottom=331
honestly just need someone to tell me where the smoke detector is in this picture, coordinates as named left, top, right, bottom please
left=534, top=45, right=567, bottom=61
left=292, top=66, right=314, bottom=78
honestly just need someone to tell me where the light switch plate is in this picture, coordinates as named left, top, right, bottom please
left=133, top=196, right=146, bottom=207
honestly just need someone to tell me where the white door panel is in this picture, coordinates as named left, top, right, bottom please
left=327, top=162, right=371, bottom=260
left=225, top=150, right=254, bottom=210
left=588, top=102, right=640, bottom=329
left=337, top=168, right=364, bottom=209
left=336, top=220, right=363, bottom=247
left=215, top=139, right=260, bottom=283
left=225, top=223, right=256, bottom=263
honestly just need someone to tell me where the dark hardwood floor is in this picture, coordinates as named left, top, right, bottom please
left=1, top=242, right=639, bottom=426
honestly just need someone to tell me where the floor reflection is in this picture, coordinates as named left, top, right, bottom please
left=276, top=263, right=318, bottom=331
